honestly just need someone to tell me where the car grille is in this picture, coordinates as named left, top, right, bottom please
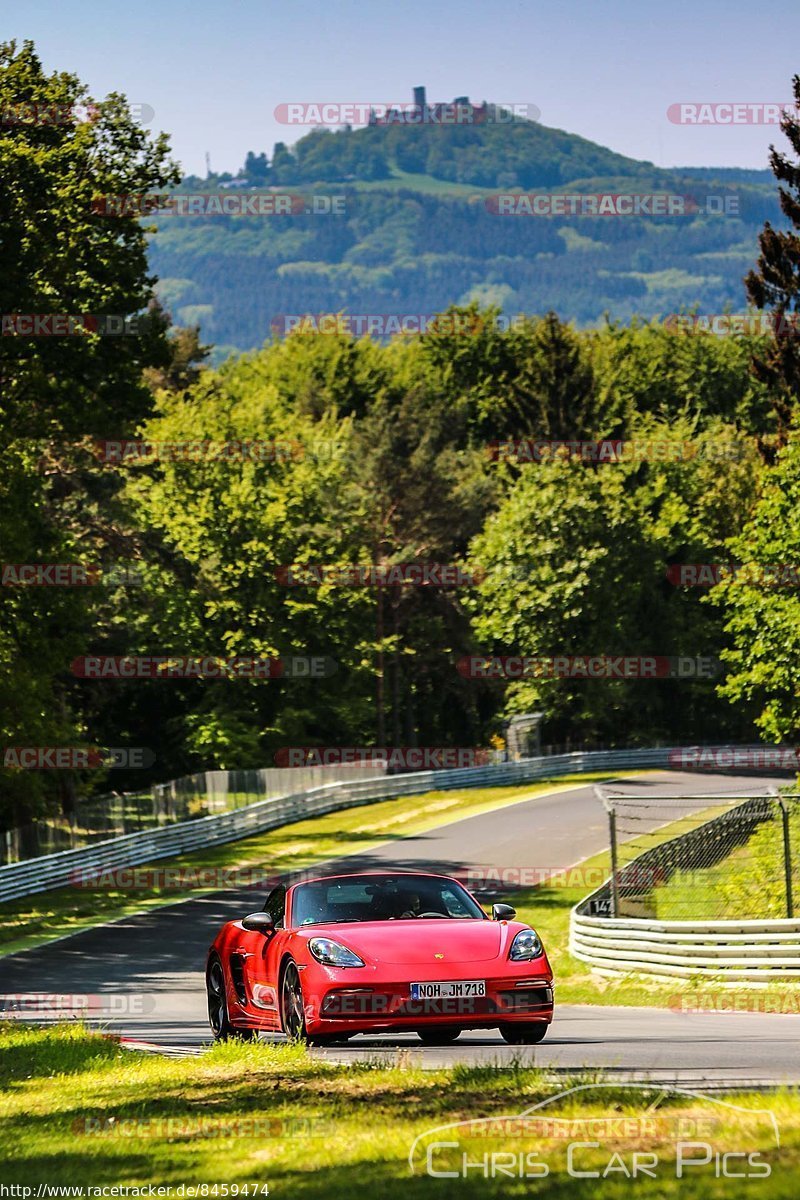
left=320, top=984, right=553, bottom=1019
left=495, top=986, right=553, bottom=1013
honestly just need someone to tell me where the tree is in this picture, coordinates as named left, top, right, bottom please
left=419, top=307, right=615, bottom=446
left=337, top=376, right=493, bottom=745
left=0, top=40, right=178, bottom=826
left=745, top=75, right=800, bottom=436
left=270, top=142, right=296, bottom=184
left=143, top=306, right=212, bottom=392
left=467, top=416, right=762, bottom=745
left=712, top=429, right=800, bottom=741
left=122, top=356, right=374, bottom=767
left=244, top=151, right=268, bottom=183
left=0, top=41, right=178, bottom=440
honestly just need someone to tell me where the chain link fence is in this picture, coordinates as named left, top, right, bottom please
left=0, top=764, right=385, bottom=865
left=598, top=788, right=800, bottom=920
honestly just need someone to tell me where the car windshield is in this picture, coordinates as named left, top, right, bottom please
left=291, top=874, right=486, bottom=926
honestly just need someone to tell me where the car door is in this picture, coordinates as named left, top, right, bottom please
left=239, top=885, right=290, bottom=1029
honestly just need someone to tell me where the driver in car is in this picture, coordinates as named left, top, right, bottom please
left=398, top=890, right=422, bottom=918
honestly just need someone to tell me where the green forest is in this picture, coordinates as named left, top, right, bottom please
left=152, top=112, right=780, bottom=356
left=4, top=41, right=800, bottom=829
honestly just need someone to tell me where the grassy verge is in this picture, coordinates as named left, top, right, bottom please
left=0, top=1025, right=796, bottom=1195
left=653, top=806, right=800, bottom=921
left=350, top=168, right=487, bottom=195
left=0, top=773, right=626, bottom=958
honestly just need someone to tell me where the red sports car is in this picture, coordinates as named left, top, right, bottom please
left=206, top=870, right=554, bottom=1045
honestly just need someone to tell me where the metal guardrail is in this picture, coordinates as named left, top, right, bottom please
left=2, top=762, right=393, bottom=865
left=0, top=745, right=679, bottom=905
left=570, top=911, right=800, bottom=980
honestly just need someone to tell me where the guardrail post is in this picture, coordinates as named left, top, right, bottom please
left=780, top=794, right=794, bottom=919
left=596, top=786, right=620, bottom=918
left=608, top=805, right=620, bottom=918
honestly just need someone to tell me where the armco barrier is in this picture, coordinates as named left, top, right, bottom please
left=2, top=761, right=394, bottom=864
left=0, top=746, right=680, bottom=904
left=569, top=911, right=800, bottom=980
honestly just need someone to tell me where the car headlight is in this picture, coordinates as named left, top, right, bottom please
left=509, top=928, right=543, bottom=961
left=308, top=937, right=365, bottom=967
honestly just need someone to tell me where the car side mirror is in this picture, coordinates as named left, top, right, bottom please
left=492, top=902, right=516, bottom=921
left=241, top=911, right=275, bottom=934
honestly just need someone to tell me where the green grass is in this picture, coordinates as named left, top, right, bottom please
left=349, top=168, right=488, bottom=196
left=0, top=1025, right=797, bottom=1195
left=653, top=806, right=800, bottom=921
left=0, top=773, right=626, bottom=957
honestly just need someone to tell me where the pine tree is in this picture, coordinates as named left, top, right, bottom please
left=745, top=75, right=800, bottom=436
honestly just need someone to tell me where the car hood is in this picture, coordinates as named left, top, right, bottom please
left=301, top=919, right=519, bottom=965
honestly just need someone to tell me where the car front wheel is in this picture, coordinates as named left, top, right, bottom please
left=499, top=1022, right=549, bottom=1044
left=280, top=961, right=308, bottom=1041
left=417, top=1028, right=461, bottom=1045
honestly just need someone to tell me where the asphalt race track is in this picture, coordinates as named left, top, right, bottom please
left=3, top=770, right=799, bottom=1083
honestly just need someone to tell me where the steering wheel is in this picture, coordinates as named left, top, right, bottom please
left=398, top=909, right=447, bottom=919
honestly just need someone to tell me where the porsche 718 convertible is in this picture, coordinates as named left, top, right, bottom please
left=206, top=870, right=554, bottom=1044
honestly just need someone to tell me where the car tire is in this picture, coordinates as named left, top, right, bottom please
left=280, top=960, right=309, bottom=1041
left=416, top=1028, right=462, bottom=1045
left=206, top=956, right=256, bottom=1041
left=499, top=1022, right=549, bottom=1045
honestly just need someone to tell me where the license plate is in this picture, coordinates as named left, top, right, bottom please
left=410, top=980, right=486, bottom=1000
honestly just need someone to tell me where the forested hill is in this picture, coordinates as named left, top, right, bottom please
left=207, top=108, right=655, bottom=189
left=147, top=105, right=781, bottom=358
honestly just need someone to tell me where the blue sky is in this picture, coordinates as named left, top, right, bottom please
left=9, top=0, right=800, bottom=177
